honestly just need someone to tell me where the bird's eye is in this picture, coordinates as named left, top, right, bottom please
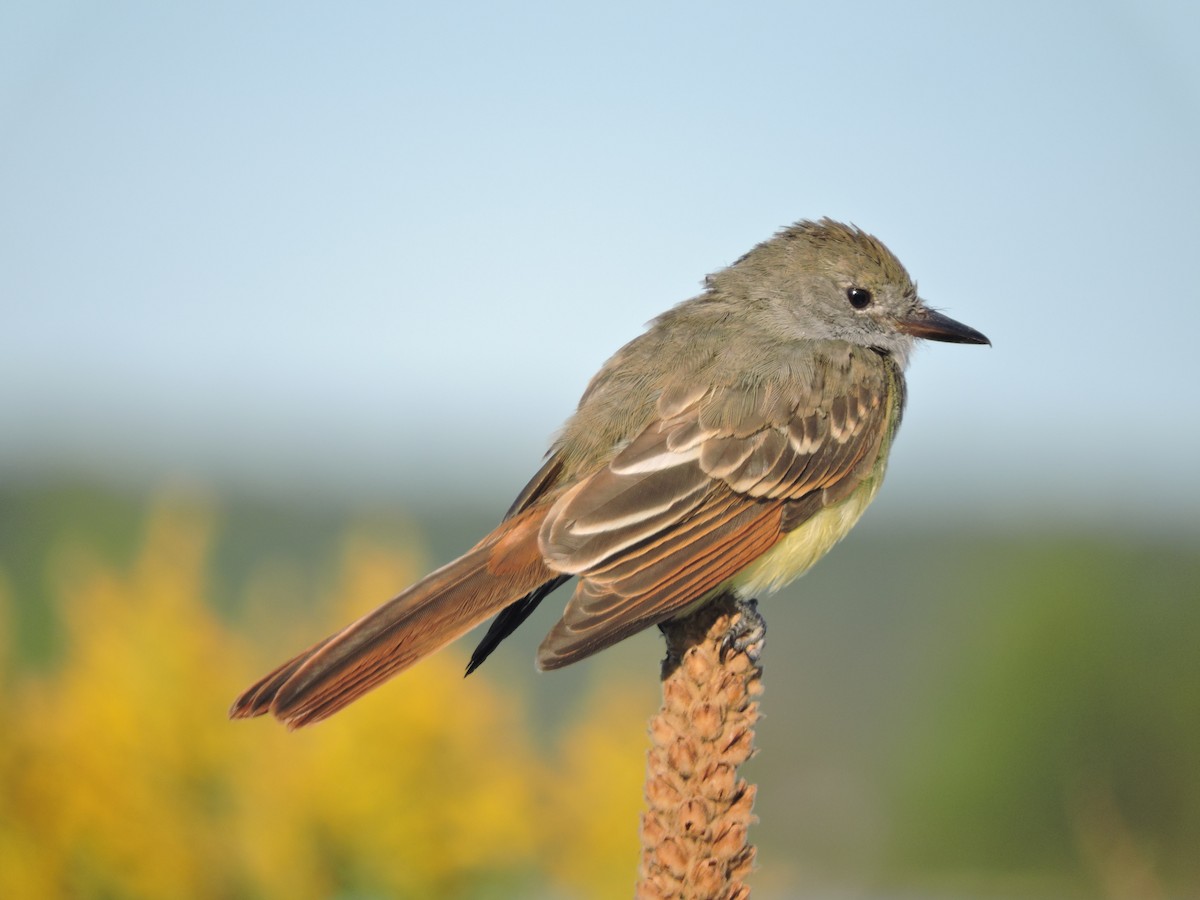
left=847, top=287, right=873, bottom=310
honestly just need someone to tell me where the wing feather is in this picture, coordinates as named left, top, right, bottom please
left=586, top=494, right=747, bottom=596
left=537, top=346, right=900, bottom=668
left=539, top=505, right=786, bottom=668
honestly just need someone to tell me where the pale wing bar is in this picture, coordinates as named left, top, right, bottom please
left=536, top=349, right=894, bottom=668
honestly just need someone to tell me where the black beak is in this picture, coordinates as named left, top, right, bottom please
left=896, top=307, right=990, bottom=345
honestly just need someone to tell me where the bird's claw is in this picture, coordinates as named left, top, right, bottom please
left=720, top=596, right=766, bottom=664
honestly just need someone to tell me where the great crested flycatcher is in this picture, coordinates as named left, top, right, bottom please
left=231, top=218, right=989, bottom=728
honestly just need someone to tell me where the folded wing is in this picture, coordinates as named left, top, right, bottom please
left=536, top=345, right=898, bottom=668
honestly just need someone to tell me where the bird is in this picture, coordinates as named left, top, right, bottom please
left=230, top=218, right=989, bottom=729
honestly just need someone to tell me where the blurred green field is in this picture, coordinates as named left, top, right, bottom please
left=1, top=480, right=1197, bottom=898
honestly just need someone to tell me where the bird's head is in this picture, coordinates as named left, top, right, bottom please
left=708, top=218, right=989, bottom=364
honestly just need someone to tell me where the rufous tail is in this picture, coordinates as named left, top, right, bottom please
left=229, top=507, right=554, bottom=728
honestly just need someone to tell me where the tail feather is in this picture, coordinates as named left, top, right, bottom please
left=229, top=508, right=553, bottom=728
left=228, top=635, right=338, bottom=720
left=465, top=574, right=570, bottom=675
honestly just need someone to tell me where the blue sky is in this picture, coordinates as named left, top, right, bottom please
left=3, top=1, right=1198, bottom=525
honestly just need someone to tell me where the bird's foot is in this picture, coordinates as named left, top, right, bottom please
left=720, top=596, right=766, bottom=665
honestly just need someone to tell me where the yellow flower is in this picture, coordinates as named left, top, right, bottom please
left=0, top=490, right=662, bottom=898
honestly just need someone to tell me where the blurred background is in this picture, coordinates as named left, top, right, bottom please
left=2, top=2, right=1198, bottom=897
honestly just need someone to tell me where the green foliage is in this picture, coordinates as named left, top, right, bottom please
left=891, top=536, right=1200, bottom=893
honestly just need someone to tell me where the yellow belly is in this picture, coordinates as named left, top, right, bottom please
left=730, top=473, right=885, bottom=598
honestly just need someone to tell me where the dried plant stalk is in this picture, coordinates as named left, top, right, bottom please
left=636, top=594, right=763, bottom=900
